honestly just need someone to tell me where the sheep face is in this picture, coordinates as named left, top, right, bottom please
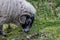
left=20, top=13, right=34, bottom=33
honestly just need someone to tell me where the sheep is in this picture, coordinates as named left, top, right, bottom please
left=0, top=0, right=36, bottom=37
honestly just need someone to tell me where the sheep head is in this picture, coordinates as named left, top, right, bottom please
left=19, top=12, right=34, bottom=32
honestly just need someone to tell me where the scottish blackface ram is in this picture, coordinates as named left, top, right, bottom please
left=0, top=0, right=36, bottom=36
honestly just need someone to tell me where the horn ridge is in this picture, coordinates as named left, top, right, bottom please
left=20, top=13, right=32, bottom=17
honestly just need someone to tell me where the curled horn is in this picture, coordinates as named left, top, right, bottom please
left=19, top=13, right=33, bottom=24
left=20, top=13, right=32, bottom=17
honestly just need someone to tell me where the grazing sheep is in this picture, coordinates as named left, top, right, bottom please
left=0, top=0, right=36, bottom=36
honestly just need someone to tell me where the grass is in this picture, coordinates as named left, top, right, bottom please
left=0, top=0, right=60, bottom=40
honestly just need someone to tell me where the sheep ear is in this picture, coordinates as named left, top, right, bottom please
left=20, top=16, right=26, bottom=24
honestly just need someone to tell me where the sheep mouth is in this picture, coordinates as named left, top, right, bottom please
left=23, top=26, right=30, bottom=33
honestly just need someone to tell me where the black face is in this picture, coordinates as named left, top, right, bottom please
left=20, top=15, right=34, bottom=33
